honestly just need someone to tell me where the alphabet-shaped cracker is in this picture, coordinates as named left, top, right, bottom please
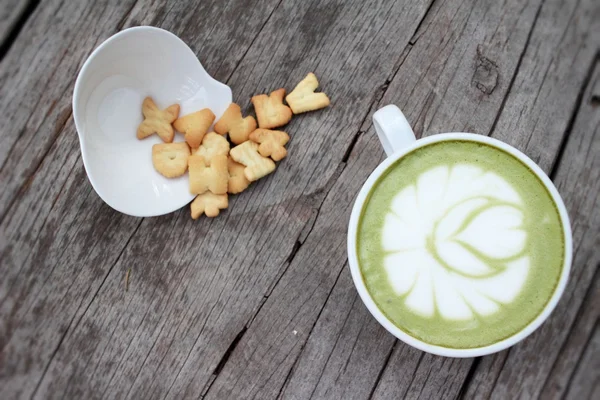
left=192, top=132, right=230, bottom=165
left=228, top=157, right=250, bottom=194
left=229, top=141, right=275, bottom=182
left=191, top=192, right=228, bottom=219
left=137, top=97, right=180, bottom=143
left=285, top=73, right=330, bottom=114
left=249, top=129, right=289, bottom=161
left=152, top=142, right=190, bottom=178
left=251, top=88, right=292, bottom=129
left=214, top=103, right=257, bottom=144
left=174, top=108, right=215, bottom=148
left=188, top=154, right=228, bottom=195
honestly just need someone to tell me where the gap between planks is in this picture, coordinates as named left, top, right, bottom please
left=0, top=0, right=40, bottom=61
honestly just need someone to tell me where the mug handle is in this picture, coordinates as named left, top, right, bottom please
left=373, top=105, right=416, bottom=156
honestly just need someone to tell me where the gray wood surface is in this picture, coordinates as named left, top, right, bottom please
left=0, top=0, right=29, bottom=50
left=0, top=0, right=598, bottom=399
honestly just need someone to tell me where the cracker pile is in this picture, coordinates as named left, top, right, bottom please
left=138, top=73, right=330, bottom=219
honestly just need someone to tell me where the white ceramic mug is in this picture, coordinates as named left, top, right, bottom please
left=347, top=105, right=572, bottom=357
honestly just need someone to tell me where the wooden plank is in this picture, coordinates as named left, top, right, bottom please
left=565, top=322, right=600, bottom=400
left=13, top=0, right=442, bottom=398
left=0, top=0, right=287, bottom=398
left=205, top=0, right=559, bottom=397
left=464, top=61, right=600, bottom=399
left=540, top=269, right=599, bottom=399
left=0, top=0, right=135, bottom=220
left=490, top=0, right=600, bottom=172
left=0, top=0, right=30, bottom=50
left=279, top=268, right=398, bottom=400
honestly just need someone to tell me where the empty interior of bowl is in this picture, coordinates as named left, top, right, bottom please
left=73, top=27, right=231, bottom=216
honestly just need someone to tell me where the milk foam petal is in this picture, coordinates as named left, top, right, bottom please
left=382, top=214, right=425, bottom=251
left=476, top=172, right=522, bottom=205
left=432, top=265, right=473, bottom=320
left=471, top=256, right=530, bottom=303
left=435, top=198, right=488, bottom=240
left=436, top=241, right=495, bottom=276
left=391, top=185, right=422, bottom=226
left=417, top=166, right=449, bottom=222
left=405, top=255, right=435, bottom=317
left=384, top=250, right=421, bottom=295
left=453, top=278, right=500, bottom=316
left=457, top=205, right=526, bottom=259
left=443, top=165, right=484, bottom=206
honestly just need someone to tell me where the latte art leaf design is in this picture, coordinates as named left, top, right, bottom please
left=382, top=164, right=530, bottom=320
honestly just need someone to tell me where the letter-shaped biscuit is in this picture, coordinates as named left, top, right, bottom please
left=189, top=154, right=228, bottom=195
left=152, top=142, right=190, bottom=178
left=192, top=132, right=230, bottom=165
left=191, top=192, right=228, bottom=219
left=285, top=73, right=330, bottom=114
left=229, top=141, right=275, bottom=182
left=249, top=129, right=289, bottom=162
left=227, top=157, right=250, bottom=194
left=214, top=103, right=257, bottom=144
left=251, top=88, right=292, bottom=129
left=137, top=97, right=180, bottom=143
left=173, top=108, right=215, bottom=148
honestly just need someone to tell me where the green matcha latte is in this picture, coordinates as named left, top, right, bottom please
left=357, top=140, right=565, bottom=348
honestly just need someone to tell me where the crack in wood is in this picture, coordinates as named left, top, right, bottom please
left=367, top=341, right=397, bottom=400
left=549, top=51, right=600, bottom=180
left=540, top=263, right=600, bottom=397
left=278, top=264, right=347, bottom=400
left=562, top=317, right=600, bottom=398
left=115, top=0, right=138, bottom=30
left=457, top=357, right=481, bottom=400
left=0, top=0, right=40, bottom=61
left=201, top=325, right=248, bottom=397
left=408, top=0, right=438, bottom=46
left=488, top=0, right=546, bottom=138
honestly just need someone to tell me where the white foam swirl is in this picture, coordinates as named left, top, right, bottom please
left=383, top=164, right=529, bottom=320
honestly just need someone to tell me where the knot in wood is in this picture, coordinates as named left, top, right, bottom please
left=472, top=52, right=499, bottom=95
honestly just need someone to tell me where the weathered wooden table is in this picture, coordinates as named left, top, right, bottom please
left=1, top=0, right=599, bottom=398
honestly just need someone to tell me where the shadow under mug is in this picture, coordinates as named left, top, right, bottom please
left=347, top=105, right=572, bottom=357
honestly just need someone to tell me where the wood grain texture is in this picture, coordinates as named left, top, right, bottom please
left=0, top=0, right=288, bottom=398
left=9, top=0, right=441, bottom=398
left=0, top=0, right=30, bottom=48
left=490, top=0, right=600, bottom=172
left=565, top=322, right=599, bottom=400
left=0, top=0, right=598, bottom=398
left=279, top=269, right=398, bottom=400
left=238, top=0, right=556, bottom=397
left=464, top=60, right=600, bottom=400
left=540, top=268, right=600, bottom=399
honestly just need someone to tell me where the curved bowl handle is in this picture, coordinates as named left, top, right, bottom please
left=373, top=105, right=417, bottom=156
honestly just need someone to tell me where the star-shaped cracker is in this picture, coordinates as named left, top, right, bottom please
left=214, top=103, right=257, bottom=144
left=285, top=73, right=330, bottom=114
left=137, top=97, right=180, bottom=143
left=191, top=192, right=228, bottom=218
left=251, top=88, right=292, bottom=129
left=230, top=141, right=276, bottom=182
left=249, top=129, right=289, bottom=161
left=173, top=108, right=215, bottom=148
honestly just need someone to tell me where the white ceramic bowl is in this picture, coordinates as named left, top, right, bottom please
left=73, top=26, right=232, bottom=217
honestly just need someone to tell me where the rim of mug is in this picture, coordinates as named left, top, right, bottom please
left=347, top=132, right=572, bottom=358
